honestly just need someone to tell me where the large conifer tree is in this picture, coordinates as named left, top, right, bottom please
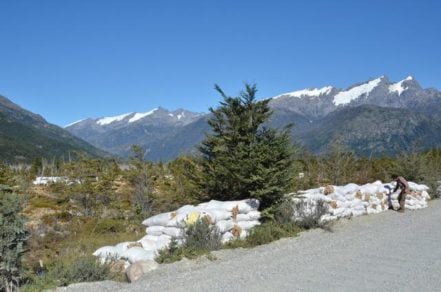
left=199, top=84, right=294, bottom=208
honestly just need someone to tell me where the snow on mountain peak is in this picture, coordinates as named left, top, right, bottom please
left=274, top=86, right=333, bottom=99
left=389, top=77, right=412, bottom=96
left=333, top=77, right=383, bottom=106
left=177, top=111, right=186, bottom=120
left=128, top=108, right=159, bottom=123
left=96, top=112, right=133, bottom=126
left=64, top=118, right=86, bottom=128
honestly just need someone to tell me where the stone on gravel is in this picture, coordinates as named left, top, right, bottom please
left=125, top=260, right=159, bottom=283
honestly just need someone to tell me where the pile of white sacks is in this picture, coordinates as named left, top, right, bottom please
left=93, top=180, right=431, bottom=267
left=93, top=199, right=261, bottom=266
left=290, top=180, right=430, bottom=223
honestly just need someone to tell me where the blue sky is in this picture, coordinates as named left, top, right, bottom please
left=0, top=0, right=440, bottom=126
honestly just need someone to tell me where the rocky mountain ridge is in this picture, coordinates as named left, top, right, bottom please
left=65, top=75, right=441, bottom=159
left=0, top=95, right=108, bottom=163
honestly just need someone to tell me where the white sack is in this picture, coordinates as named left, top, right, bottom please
left=203, top=199, right=260, bottom=213
left=204, top=209, right=232, bottom=221
left=146, top=226, right=166, bottom=236
left=114, top=242, right=134, bottom=256
left=222, top=232, right=234, bottom=243
left=121, top=247, right=156, bottom=263
left=247, top=210, right=261, bottom=220
left=93, top=246, right=119, bottom=259
left=142, top=212, right=173, bottom=227
left=215, top=220, right=234, bottom=233
left=162, top=227, right=184, bottom=238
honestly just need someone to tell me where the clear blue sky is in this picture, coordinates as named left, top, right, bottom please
left=0, top=0, right=440, bottom=126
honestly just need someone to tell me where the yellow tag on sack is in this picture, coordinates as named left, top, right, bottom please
left=186, top=211, right=199, bottom=225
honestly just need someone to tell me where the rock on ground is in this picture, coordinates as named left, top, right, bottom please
left=125, top=260, right=159, bottom=283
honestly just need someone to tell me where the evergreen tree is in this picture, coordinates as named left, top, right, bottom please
left=0, top=192, right=29, bottom=292
left=129, top=145, right=154, bottom=217
left=199, top=84, right=295, bottom=208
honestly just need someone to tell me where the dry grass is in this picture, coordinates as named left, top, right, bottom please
left=324, top=185, right=334, bottom=195
left=328, top=201, right=338, bottom=209
left=363, top=194, right=371, bottom=202
left=355, top=191, right=362, bottom=200
left=231, top=205, right=239, bottom=221
left=231, top=225, right=242, bottom=237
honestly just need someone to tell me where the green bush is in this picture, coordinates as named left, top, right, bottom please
left=184, top=218, right=222, bottom=251
left=293, top=199, right=328, bottom=230
left=273, top=199, right=295, bottom=225
left=24, top=256, right=117, bottom=290
left=225, top=221, right=301, bottom=249
left=50, top=256, right=114, bottom=286
left=156, top=218, right=222, bottom=264
left=0, top=192, right=29, bottom=292
left=156, top=238, right=186, bottom=264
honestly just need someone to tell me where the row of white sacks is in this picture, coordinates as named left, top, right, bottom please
left=94, top=199, right=261, bottom=265
left=290, top=180, right=431, bottom=222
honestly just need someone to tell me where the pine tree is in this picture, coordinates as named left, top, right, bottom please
left=199, top=84, right=295, bottom=209
left=0, top=192, right=29, bottom=292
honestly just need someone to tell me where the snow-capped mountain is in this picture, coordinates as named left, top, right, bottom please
left=269, top=75, right=439, bottom=119
left=66, top=107, right=204, bottom=158
left=65, top=75, right=441, bottom=160
left=67, top=107, right=202, bottom=129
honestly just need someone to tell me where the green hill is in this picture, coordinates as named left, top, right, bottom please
left=0, top=95, right=108, bottom=163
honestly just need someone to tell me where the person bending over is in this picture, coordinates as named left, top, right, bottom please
left=392, top=175, right=409, bottom=213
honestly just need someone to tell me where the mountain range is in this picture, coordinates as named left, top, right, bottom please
left=3, top=75, right=438, bottom=163
left=0, top=95, right=108, bottom=163
left=64, top=75, right=441, bottom=160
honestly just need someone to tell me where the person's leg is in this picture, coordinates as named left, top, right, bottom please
left=398, top=190, right=406, bottom=212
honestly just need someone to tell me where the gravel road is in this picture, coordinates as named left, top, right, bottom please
left=61, top=200, right=441, bottom=292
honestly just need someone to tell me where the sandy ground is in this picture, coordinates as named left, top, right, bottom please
left=60, top=200, right=441, bottom=292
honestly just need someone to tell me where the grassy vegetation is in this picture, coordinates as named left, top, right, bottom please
left=23, top=255, right=120, bottom=291
left=1, top=144, right=440, bottom=290
left=224, top=222, right=302, bottom=249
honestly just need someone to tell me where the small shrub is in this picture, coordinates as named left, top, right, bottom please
left=25, top=256, right=116, bottom=290
left=53, top=256, right=114, bottom=286
left=293, top=199, right=328, bottom=230
left=225, top=221, right=301, bottom=249
left=184, top=217, right=222, bottom=251
left=425, top=180, right=441, bottom=199
left=156, top=238, right=185, bottom=264
left=273, top=199, right=294, bottom=225
left=156, top=218, right=222, bottom=264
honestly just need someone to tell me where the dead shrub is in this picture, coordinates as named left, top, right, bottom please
left=328, top=201, right=338, bottom=209
left=324, top=185, right=334, bottom=195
